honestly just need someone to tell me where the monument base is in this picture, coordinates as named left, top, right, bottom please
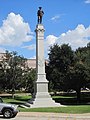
left=30, top=92, right=60, bottom=108
left=28, top=81, right=61, bottom=108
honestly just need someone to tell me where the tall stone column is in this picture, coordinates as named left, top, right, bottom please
left=30, top=24, right=60, bottom=108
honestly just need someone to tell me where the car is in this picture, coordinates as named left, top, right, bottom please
left=0, top=97, right=18, bottom=118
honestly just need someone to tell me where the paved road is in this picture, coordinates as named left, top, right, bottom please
left=0, top=112, right=90, bottom=120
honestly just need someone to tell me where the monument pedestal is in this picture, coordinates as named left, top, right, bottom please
left=30, top=24, right=60, bottom=108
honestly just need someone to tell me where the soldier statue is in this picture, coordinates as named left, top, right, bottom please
left=37, top=7, right=44, bottom=24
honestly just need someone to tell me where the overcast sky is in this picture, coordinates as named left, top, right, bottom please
left=0, top=0, right=90, bottom=58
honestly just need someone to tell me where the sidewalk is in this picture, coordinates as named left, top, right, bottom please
left=18, top=112, right=90, bottom=119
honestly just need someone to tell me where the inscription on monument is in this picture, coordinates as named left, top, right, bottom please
left=38, top=57, right=44, bottom=67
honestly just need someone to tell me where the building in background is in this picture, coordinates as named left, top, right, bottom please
left=0, top=53, right=6, bottom=61
left=0, top=53, right=48, bottom=69
left=26, top=59, right=36, bottom=69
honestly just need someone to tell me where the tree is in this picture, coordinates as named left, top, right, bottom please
left=66, top=63, right=88, bottom=102
left=46, top=44, right=75, bottom=92
left=2, top=51, right=27, bottom=98
left=75, top=42, right=90, bottom=90
left=46, top=43, right=89, bottom=102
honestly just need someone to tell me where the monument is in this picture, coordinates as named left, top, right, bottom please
left=30, top=7, right=60, bottom=108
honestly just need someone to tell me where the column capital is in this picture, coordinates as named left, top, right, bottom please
left=35, top=24, right=45, bottom=32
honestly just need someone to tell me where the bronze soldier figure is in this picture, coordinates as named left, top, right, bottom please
left=37, top=7, right=44, bottom=24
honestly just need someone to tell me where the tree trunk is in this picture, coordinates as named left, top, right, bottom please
left=12, top=85, right=15, bottom=99
left=12, top=93, right=15, bottom=99
left=76, top=88, right=81, bottom=103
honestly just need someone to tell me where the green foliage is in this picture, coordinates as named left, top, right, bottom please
left=46, top=44, right=75, bottom=92
left=5, top=51, right=26, bottom=90
left=75, top=42, right=90, bottom=89
left=23, top=68, right=36, bottom=94
left=0, top=68, right=5, bottom=92
left=48, top=44, right=75, bottom=73
left=75, top=43, right=90, bottom=73
left=46, top=43, right=90, bottom=102
left=0, top=50, right=36, bottom=96
left=0, top=51, right=27, bottom=96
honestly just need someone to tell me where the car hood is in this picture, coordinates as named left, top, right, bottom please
left=0, top=103, right=18, bottom=109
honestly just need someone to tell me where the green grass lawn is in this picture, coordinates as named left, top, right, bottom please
left=18, top=105, right=90, bottom=114
left=1, top=93, right=90, bottom=114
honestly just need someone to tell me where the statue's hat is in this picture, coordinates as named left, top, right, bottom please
left=39, top=7, right=42, bottom=9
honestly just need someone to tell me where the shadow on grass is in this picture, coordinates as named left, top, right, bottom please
left=9, top=101, right=24, bottom=105
left=1, top=91, right=90, bottom=107
left=53, top=92, right=90, bottom=105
